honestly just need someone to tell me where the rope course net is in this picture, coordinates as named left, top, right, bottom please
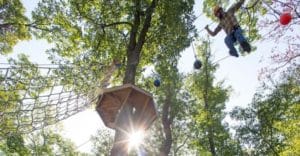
left=0, top=61, right=117, bottom=135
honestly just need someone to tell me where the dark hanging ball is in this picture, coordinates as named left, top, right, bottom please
left=154, top=79, right=161, bottom=87
left=115, top=63, right=122, bottom=68
left=113, top=59, right=122, bottom=68
left=193, top=59, right=202, bottom=70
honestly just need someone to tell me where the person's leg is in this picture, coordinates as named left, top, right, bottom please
left=224, top=34, right=239, bottom=57
left=234, top=28, right=251, bottom=52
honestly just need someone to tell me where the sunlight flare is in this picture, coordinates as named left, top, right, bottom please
left=127, top=130, right=145, bottom=150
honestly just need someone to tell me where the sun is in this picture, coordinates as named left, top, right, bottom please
left=127, top=130, right=145, bottom=150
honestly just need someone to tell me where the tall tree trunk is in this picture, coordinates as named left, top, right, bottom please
left=123, top=49, right=140, bottom=84
left=123, top=0, right=157, bottom=84
left=110, top=105, right=132, bottom=156
left=110, top=0, right=157, bottom=155
left=159, top=88, right=172, bottom=156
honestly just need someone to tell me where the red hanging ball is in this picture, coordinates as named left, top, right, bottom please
left=280, top=12, right=292, bottom=25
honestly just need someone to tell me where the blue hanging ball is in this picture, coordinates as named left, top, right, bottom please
left=154, top=79, right=161, bottom=87
left=115, top=63, right=122, bottom=68
left=194, top=59, right=202, bottom=70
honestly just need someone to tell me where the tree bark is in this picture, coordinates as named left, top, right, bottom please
left=110, top=104, right=132, bottom=156
left=159, top=87, right=172, bottom=156
left=123, top=0, right=157, bottom=84
left=110, top=0, right=157, bottom=155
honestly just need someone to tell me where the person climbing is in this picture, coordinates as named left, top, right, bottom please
left=205, top=0, right=251, bottom=57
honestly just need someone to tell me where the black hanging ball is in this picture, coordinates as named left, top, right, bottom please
left=193, top=59, right=202, bottom=70
left=154, top=79, right=161, bottom=87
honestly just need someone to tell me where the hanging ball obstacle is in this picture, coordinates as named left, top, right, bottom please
left=154, top=79, right=161, bottom=87
left=115, top=63, right=122, bottom=68
left=113, top=59, right=122, bottom=68
left=280, top=12, right=292, bottom=25
left=193, top=59, right=202, bottom=69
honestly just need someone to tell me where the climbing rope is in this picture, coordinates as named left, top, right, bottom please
left=191, top=42, right=198, bottom=59
left=0, top=61, right=117, bottom=134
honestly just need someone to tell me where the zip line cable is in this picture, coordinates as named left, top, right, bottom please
left=76, top=138, right=93, bottom=150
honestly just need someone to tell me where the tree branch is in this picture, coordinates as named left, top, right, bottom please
left=174, top=136, right=189, bottom=154
left=273, top=53, right=300, bottom=71
left=74, top=2, right=133, bottom=31
left=102, top=21, right=133, bottom=28
left=294, top=8, right=300, bottom=18
left=262, top=0, right=281, bottom=16
left=135, top=0, right=157, bottom=52
left=74, top=2, right=100, bottom=26
left=27, top=24, right=53, bottom=33
left=0, top=22, right=15, bottom=27
left=0, top=22, right=53, bottom=33
left=273, top=0, right=294, bottom=10
left=127, top=0, right=141, bottom=52
left=244, top=0, right=260, bottom=10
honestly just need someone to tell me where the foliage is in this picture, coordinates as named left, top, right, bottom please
left=0, top=133, right=30, bottom=155
left=90, top=129, right=114, bottom=156
left=0, top=129, right=85, bottom=156
left=0, top=0, right=31, bottom=54
left=154, top=50, right=189, bottom=156
left=0, top=54, right=53, bottom=136
left=257, top=0, right=300, bottom=79
left=186, top=39, right=242, bottom=155
left=31, top=0, right=196, bottom=154
left=2, top=0, right=299, bottom=155
left=231, top=66, right=300, bottom=155
left=31, top=0, right=196, bottom=85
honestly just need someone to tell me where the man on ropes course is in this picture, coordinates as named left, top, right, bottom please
left=205, top=0, right=251, bottom=57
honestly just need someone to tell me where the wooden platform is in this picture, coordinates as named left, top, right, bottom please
left=96, top=84, right=157, bottom=129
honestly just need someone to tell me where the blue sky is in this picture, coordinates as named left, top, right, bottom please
left=1, top=0, right=287, bottom=153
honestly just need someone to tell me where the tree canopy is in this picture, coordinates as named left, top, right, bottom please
left=0, top=0, right=31, bottom=54
left=0, top=0, right=299, bottom=155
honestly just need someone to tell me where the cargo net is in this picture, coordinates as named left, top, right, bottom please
left=0, top=61, right=118, bottom=135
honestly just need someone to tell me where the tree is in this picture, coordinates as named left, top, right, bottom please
left=154, top=49, right=188, bottom=156
left=31, top=0, right=195, bottom=84
left=27, top=130, right=84, bottom=156
left=231, top=66, right=300, bottom=155
left=0, top=0, right=31, bottom=54
left=0, top=132, right=30, bottom=155
left=0, top=129, right=85, bottom=156
left=255, top=0, right=300, bottom=79
left=106, top=43, right=197, bottom=155
left=0, top=54, right=53, bottom=137
left=90, top=129, right=114, bottom=156
left=32, top=0, right=196, bottom=154
left=186, top=40, right=242, bottom=156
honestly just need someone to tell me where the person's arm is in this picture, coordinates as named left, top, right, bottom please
left=205, top=25, right=222, bottom=36
left=228, top=0, right=245, bottom=13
